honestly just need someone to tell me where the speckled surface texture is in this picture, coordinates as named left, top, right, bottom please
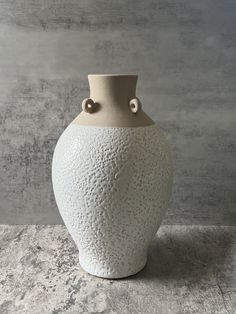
left=0, top=225, right=235, bottom=313
left=52, top=124, right=172, bottom=278
left=0, top=1, right=236, bottom=225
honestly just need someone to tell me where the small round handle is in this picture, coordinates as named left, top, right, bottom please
left=129, top=97, right=142, bottom=113
left=82, top=98, right=97, bottom=113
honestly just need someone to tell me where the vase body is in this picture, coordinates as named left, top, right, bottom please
left=52, top=75, right=172, bottom=278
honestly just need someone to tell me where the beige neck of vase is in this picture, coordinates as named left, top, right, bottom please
left=74, top=74, right=154, bottom=127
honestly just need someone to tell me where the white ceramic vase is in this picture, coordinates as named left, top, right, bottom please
left=52, top=74, right=172, bottom=278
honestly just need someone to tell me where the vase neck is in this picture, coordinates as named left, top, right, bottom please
left=88, top=75, right=137, bottom=109
left=74, top=74, right=154, bottom=127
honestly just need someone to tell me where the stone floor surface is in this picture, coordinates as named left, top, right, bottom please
left=0, top=225, right=235, bottom=314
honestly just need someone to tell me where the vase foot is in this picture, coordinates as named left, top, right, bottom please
left=79, top=255, right=147, bottom=279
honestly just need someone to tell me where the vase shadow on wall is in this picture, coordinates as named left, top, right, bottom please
left=127, top=226, right=235, bottom=282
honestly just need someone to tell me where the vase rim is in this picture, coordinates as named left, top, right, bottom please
left=88, top=74, right=138, bottom=78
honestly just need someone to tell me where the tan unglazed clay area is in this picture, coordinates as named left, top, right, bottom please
left=74, top=75, right=154, bottom=127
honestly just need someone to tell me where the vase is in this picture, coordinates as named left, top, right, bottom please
left=52, top=74, right=172, bottom=279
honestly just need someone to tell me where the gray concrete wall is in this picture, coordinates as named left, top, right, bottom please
left=0, top=0, right=235, bottom=224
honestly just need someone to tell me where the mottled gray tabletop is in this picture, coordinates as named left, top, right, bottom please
left=0, top=225, right=235, bottom=314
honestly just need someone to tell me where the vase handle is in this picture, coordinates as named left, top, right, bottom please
left=82, top=98, right=97, bottom=113
left=129, top=98, right=142, bottom=113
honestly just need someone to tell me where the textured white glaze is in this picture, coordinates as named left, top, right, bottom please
left=52, top=123, right=172, bottom=278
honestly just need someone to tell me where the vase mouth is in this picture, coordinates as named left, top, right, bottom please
left=88, top=74, right=138, bottom=78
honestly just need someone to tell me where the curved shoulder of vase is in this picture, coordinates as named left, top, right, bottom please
left=73, top=110, right=154, bottom=128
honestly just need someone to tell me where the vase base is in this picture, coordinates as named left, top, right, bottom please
left=79, top=255, right=147, bottom=279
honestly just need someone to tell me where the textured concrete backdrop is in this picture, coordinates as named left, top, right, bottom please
left=0, top=0, right=235, bottom=224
